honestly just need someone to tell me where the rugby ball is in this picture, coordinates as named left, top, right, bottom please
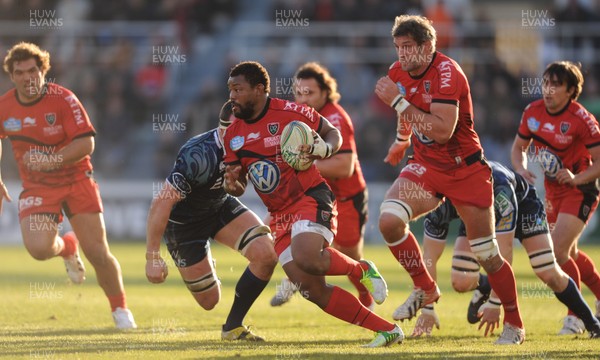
left=280, top=121, right=315, bottom=171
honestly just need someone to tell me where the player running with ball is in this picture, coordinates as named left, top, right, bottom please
left=270, top=62, right=373, bottom=310
left=224, top=61, right=403, bottom=347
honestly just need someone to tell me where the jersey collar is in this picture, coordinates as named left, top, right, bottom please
left=15, top=84, right=47, bottom=107
left=409, top=52, right=438, bottom=80
left=243, top=97, right=271, bottom=124
left=545, top=99, right=571, bottom=117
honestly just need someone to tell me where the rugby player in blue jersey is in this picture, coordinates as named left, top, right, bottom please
left=412, top=161, right=600, bottom=339
left=145, top=101, right=277, bottom=341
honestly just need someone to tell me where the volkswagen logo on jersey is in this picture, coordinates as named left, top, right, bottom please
left=538, top=148, right=563, bottom=179
left=248, top=159, right=280, bottom=194
left=413, top=128, right=435, bottom=145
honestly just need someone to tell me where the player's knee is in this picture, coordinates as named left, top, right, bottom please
left=193, top=288, right=221, bottom=310
left=235, top=225, right=272, bottom=258
left=379, top=200, right=411, bottom=241
left=29, top=247, right=54, bottom=260
left=291, top=248, right=327, bottom=275
left=451, top=251, right=480, bottom=292
left=378, top=213, right=408, bottom=242
left=529, top=248, right=560, bottom=289
left=185, top=270, right=221, bottom=310
left=451, top=273, right=477, bottom=292
left=245, top=237, right=278, bottom=270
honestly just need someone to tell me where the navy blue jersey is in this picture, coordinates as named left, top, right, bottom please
left=424, top=161, right=532, bottom=240
left=166, top=129, right=228, bottom=223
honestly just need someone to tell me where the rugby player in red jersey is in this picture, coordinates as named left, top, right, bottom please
left=146, top=101, right=277, bottom=341
left=269, top=62, right=373, bottom=309
left=512, top=61, right=600, bottom=335
left=0, top=42, right=136, bottom=328
left=374, top=15, right=524, bottom=344
left=223, top=61, right=403, bottom=347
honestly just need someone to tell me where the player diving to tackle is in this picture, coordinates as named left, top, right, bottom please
left=146, top=100, right=278, bottom=341
left=413, top=161, right=600, bottom=339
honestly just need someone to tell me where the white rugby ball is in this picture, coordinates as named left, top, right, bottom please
left=280, top=120, right=315, bottom=171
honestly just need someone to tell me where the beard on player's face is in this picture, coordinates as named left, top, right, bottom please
left=232, top=100, right=256, bottom=120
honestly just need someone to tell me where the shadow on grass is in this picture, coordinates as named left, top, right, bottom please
left=3, top=328, right=598, bottom=359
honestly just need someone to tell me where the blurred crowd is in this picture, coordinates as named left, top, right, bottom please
left=0, top=0, right=599, bottom=182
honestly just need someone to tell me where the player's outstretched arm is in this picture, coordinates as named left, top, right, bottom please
left=146, top=181, right=182, bottom=283
left=0, top=140, right=12, bottom=215
left=510, top=135, right=536, bottom=184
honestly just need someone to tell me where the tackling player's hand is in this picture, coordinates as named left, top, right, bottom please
left=384, top=139, right=410, bottom=166
left=146, top=252, right=168, bottom=283
left=375, top=76, right=400, bottom=106
left=0, top=181, right=12, bottom=216
left=477, top=301, right=501, bottom=336
left=411, top=308, right=440, bottom=337
left=516, top=168, right=536, bottom=184
left=224, top=165, right=244, bottom=195
left=298, top=130, right=332, bottom=160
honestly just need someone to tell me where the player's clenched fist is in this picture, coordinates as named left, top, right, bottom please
left=375, top=76, right=400, bottom=106
left=146, top=252, right=169, bottom=283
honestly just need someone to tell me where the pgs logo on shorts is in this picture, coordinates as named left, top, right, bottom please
left=19, top=196, right=43, bottom=211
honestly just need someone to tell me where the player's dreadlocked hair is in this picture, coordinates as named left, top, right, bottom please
left=295, top=62, right=341, bottom=103
left=391, top=15, right=437, bottom=52
left=543, top=61, right=584, bottom=101
left=3, top=42, right=51, bottom=75
left=229, top=61, right=271, bottom=93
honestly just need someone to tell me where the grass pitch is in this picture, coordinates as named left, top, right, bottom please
left=1, top=242, right=599, bottom=359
